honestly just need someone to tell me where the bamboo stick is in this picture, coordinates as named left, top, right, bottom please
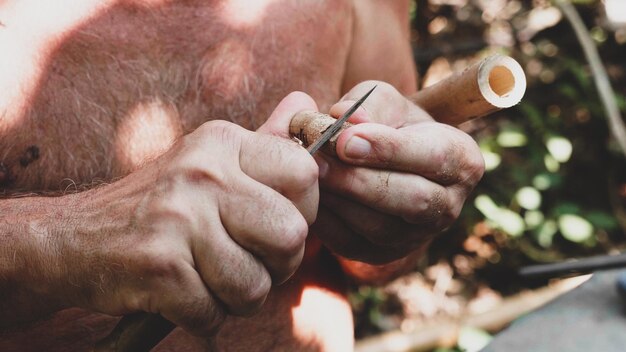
left=410, top=54, right=526, bottom=125
left=289, top=54, right=526, bottom=153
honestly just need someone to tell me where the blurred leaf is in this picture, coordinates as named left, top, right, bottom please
left=409, top=0, right=417, bottom=21
left=553, top=203, right=581, bottom=216
left=516, top=187, right=542, bottom=210
left=533, top=173, right=562, bottom=190
left=532, top=174, right=551, bottom=190
left=558, top=214, right=594, bottom=243
left=480, top=144, right=502, bottom=171
left=616, top=94, right=626, bottom=111
left=558, top=84, right=579, bottom=100
left=493, top=210, right=526, bottom=237
left=565, top=59, right=592, bottom=90
left=519, top=102, right=546, bottom=132
left=544, top=154, right=560, bottom=172
left=497, top=128, right=528, bottom=148
left=546, top=136, right=573, bottom=163
left=475, top=194, right=499, bottom=215
left=475, top=195, right=525, bottom=237
left=534, top=219, right=558, bottom=248
left=525, top=210, right=545, bottom=229
left=586, top=211, right=619, bottom=230
left=458, top=326, right=493, bottom=352
left=590, top=26, right=607, bottom=43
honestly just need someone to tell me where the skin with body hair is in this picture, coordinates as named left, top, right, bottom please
left=0, top=0, right=485, bottom=350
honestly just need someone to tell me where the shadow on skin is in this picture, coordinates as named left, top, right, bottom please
left=0, top=0, right=347, bottom=192
left=0, top=0, right=353, bottom=350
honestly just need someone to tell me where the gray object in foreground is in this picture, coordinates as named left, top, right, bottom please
left=483, top=269, right=626, bottom=352
left=519, top=253, right=626, bottom=278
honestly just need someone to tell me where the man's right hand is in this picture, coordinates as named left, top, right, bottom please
left=44, top=93, right=319, bottom=336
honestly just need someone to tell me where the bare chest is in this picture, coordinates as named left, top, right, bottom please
left=0, top=0, right=352, bottom=192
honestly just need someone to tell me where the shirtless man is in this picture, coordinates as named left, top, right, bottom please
left=0, top=0, right=484, bottom=350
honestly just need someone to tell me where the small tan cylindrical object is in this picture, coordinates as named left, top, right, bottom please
left=289, top=110, right=353, bottom=155
left=411, top=54, right=526, bottom=125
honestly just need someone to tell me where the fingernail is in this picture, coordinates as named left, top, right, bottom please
left=345, top=136, right=371, bottom=159
left=316, top=157, right=329, bottom=179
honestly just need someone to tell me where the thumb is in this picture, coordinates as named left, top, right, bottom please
left=258, top=91, right=319, bottom=138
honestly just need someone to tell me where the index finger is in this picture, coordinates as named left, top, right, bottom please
left=334, top=122, right=484, bottom=186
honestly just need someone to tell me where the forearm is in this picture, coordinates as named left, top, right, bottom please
left=0, top=196, right=71, bottom=327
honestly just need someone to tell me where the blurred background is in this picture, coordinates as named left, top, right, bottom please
left=351, top=1, right=626, bottom=351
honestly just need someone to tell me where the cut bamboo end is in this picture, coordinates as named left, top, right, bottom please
left=411, top=54, right=526, bottom=126
left=288, top=55, right=526, bottom=154
left=477, top=54, right=526, bottom=109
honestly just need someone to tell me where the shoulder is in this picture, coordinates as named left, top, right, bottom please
left=342, top=0, right=417, bottom=95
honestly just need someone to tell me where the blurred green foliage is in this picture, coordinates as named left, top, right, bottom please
left=353, top=0, right=626, bottom=343
left=420, top=0, right=626, bottom=270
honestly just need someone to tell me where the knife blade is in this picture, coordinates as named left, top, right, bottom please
left=306, top=85, right=376, bottom=155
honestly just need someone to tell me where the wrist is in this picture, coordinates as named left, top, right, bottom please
left=0, top=195, right=74, bottom=324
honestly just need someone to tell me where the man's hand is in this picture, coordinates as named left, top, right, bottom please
left=21, top=93, right=320, bottom=335
left=311, top=81, right=485, bottom=265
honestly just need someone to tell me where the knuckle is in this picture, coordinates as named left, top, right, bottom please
left=455, top=131, right=485, bottom=181
left=190, top=119, right=245, bottom=151
left=432, top=126, right=484, bottom=186
left=233, top=272, right=271, bottom=315
left=459, top=142, right=486, bottom=188
left=275, top=215, right=308, bottom=258
left=173, top=163, right=226, bottom=188
left=402, top=188, right=454, bottom=228
left=137, top=245, right=186, bottom=281
left=197, top=119, right=240, bottom=136
left=401, top=190, right=431, bottom=224
left=431, top=133, right=464, bottom=184
left=369, top=134, right=399, bottom=166
left=428, top=193, right=459, bottom=232
left=121, top=290, right=152, bottom=313
left=163, top=151, right=228, bottom=190
left=288, top=152, right=319, bottom=188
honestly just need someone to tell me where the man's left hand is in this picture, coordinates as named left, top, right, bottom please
left=311, top=81, right=485, bottom=264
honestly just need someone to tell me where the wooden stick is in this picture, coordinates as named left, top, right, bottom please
left=411, top=54, right=526, bottom=125
left=95, top=54, right=526, bottom=351
left=354, top=276, right=589, bottom=352
left=290, top=54, right=526, bottom=152
left=289, top=111, right=354, bottom=156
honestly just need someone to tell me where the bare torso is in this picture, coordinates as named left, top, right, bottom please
left=1, top=0, right=355, bottom=350
left=0, top=0, right=352, bottom=191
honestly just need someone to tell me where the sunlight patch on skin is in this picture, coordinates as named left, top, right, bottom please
left=291, top=285, right=354, bottom=351
left=200, top=39, right=254, bottom=100
left=0, top=0, right=114, bottom=131
left=219, top=0, right=279, bottom=28
left=114, top=98, right=182, bottom=172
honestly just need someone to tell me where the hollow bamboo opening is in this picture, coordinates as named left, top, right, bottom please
left=489, top=65, right=516, bottom=97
